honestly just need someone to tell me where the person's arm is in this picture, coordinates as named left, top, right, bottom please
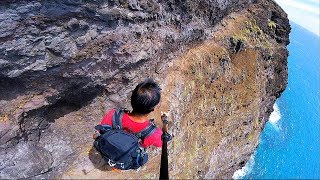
left=93, top=109, right=115, bottom=139
left=100, top=109, right=116, bottom=125
left=142, top=128, right=163, bottom=148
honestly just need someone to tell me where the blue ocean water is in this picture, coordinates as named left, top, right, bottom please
left=236, top=22, right=320, bottom=179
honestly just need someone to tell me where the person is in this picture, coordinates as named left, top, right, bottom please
left=98, top=78, right=163, bottom=148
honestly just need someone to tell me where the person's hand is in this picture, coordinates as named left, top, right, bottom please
left=93, top=130, right=100, bottom=139
left=160, top=112, right=172, bottom=142
left=93, top=133, right=98, bottom=139
left=161, top=112, right=169, bottom=124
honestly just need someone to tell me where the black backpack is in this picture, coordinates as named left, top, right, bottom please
left=93, top=108, right=157, bottom=170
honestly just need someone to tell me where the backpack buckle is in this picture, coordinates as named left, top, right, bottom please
left=136, top=132, right=142, bottom=138
left=119, top=162, right=125, bottom=169
left=108, top=159, right=116, bottom=167
left=138, top=147, right=146, bottom=155
left=150, top=119, right=156, bottom=126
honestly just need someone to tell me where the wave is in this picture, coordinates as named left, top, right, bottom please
left=232, top=153, right=256, bottom=179
left=269, top=103, right=282, bottom=130
left=232, top=103, right=282, bottom=179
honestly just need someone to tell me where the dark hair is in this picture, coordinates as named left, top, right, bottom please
left=131, top=78, right=161, bottom=115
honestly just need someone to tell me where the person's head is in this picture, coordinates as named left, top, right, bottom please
left=131, top=78, right=161, bottom=115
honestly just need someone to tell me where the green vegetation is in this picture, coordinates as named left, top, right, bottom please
left=245, top=19, right=262, bottom=34
left=231, top=33, right=247, bottom=43
left=268, top=19, right=277, bottom=29
left=230, top=19, right=264, bottom=48
left=232, top=18, right=276, bottom=57
left=255, top=118, right=260, bottom=128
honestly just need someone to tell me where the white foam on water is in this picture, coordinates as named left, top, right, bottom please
left=232, top=103, right=282, bottom=179
left=269, top=103, right=282, bottom=130
left=232, top=153, right=256, bottom=179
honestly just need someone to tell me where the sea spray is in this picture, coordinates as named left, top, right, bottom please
left=232, top=103, right=282, bottom=179
left=243, top=22, right=320, bottom=178
left=232, top=153, right=256, bottom=179
left=269, top=103, right=282, bottom=130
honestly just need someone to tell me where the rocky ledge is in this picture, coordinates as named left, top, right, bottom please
left=0, top=0, right=290, bottom=179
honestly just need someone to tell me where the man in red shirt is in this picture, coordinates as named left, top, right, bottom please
left=99, top=78, right=163, bottom=148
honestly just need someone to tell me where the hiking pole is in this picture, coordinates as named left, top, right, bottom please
left=160, top=113, right=172, bottom=180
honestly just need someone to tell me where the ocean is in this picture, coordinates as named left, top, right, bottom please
left=233, top=22, right=320, bottom=179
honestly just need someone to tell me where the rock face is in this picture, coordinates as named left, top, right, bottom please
left=0, top=0, right=290, bottom=179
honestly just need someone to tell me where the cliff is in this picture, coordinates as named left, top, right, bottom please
left=0, top=0, right=290, bottom=179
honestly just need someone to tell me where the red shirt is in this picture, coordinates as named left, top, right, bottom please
left=100, top=109, right=163, bottom=148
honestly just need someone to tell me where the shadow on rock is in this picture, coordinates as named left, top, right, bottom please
left=88, top=146, right=112, bottom=171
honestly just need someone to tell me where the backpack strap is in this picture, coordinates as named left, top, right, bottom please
left=95, top=124, right=112, bottom=132
left=136, top=119, right=157, bottom=142
left=112, top=109, right=125, bottom=130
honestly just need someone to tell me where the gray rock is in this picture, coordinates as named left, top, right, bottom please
left=0, top=143, right=53, bottom=179
left=0, top=11, right=20, bottom=38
